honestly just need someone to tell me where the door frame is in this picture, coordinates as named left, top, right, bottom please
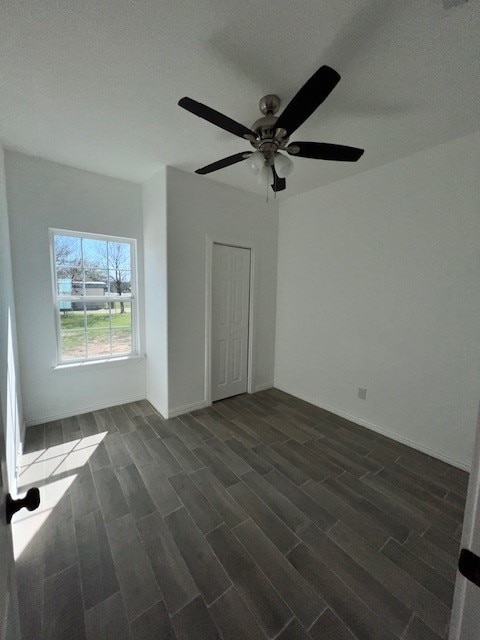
left=205, top=235, right=256, bottom=406
left=449, top=400, right=480, bottom=639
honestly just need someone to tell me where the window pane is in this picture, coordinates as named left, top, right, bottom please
left=61, top=332, right=87, bottom=360
left=86, top=327, right=111, bottom=357
left=87, top=330, right=111, bottom=357
left=57, top=278, right=73, bottom=298
left=111, top=329, right=132, bottom=355
left=70, top=281, right=84, bottom=299
left=84, top=267, right=108, bottom=287
left=107, top=241, right=132, bottom=297
left=58, top=305, right=86, bottom=360
left=108, top=269, right=132, bottom=297
left=84, top=272, right=109, bottom=301
left=110, top=300, right=131, bottom=320
left=85, top=306, right=111, bottom=356
left=107, top=241, right=131, bottom=270
left=111, top=300, right=132, bottom=354
left=55, top=235, right=82, bottom=283
left=59, top=305, right=85, bottom=331
left=85, top=305, right=110, bottom=328
left=83, top=238, right=108, bottom=271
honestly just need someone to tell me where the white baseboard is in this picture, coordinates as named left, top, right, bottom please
left=252, top=382, right=274, bottom=393
left=25, top=394, right=147, bottom=427
left=167, top=385, right=273, bottom=417
left=274, top=381, right=471, bottom=472
left=167, top=400, right=210, bottom=418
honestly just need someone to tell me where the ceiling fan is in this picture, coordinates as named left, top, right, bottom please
left=178, top=64, right=364, bottom=193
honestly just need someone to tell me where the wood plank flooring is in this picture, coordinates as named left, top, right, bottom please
left=14, top=389, right=468, bottom=639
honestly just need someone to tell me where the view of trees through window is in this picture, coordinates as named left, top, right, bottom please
left=52, top=231, right=136, bottom=361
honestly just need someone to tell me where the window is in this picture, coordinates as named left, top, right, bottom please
left=50, top=229, right=138, bottom=363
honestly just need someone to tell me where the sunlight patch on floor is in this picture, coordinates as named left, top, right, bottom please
left=12, top=432, right=107, bottom=560
left=18, top=432, right=106, bottom=488
left=12, top=475, right=77, bottom=560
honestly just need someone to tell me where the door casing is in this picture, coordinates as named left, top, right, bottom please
left=0, top=395, right=21, bottom=640
left=449, top=400, right=480, bottom=639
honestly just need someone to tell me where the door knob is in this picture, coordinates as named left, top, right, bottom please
left=459, top=548, right=480, bottom=589
left=6, top=487, right=40, bottom=524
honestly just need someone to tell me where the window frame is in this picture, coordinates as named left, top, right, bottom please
left=49, top=228, right=139, bottom=365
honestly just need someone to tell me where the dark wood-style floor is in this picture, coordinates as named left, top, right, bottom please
left=14, top=389, right=468, bottom=640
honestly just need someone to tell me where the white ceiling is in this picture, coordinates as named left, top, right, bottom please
left=0, top=0, right=479, bottom=198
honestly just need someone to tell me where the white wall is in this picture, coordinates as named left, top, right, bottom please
left=275, top=132, right=480, bottom=470
left=166, top=167, right=278, bottom=415
left=0, top=145, right=23, bottom=490
left=5, top=152, right=146, bottom=425
left=143, top=168, right=169, bottom=417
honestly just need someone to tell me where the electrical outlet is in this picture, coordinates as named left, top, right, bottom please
left=358, top=387, right=367, bottom=400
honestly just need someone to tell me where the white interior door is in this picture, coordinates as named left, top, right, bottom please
left=211, top=244, right=250, bottom=402
left=449, top=402, right=480, bottom=639
left=0, top=397, right=21, bottom=640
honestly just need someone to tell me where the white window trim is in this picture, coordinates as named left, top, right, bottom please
left=53, top=354, right=145, bottom=373
left=49, top=228, right=140, bottom=366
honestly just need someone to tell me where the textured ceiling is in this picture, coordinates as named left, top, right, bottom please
left=0, top=0, right=479, bottom=198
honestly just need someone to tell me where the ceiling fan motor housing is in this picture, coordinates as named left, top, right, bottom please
left=251, top=114, right=278, bottom=139
left=250, top=95, right=290, bottom=162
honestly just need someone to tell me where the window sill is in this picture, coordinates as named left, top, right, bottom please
left=53, top=354, right=145, bottom=373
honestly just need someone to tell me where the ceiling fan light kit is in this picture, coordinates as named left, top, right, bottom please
left=257, top=163, right=273, bottom=186
left=274, top=152, right=294, bottom=179
left=178, top=64, right=365, bottom=193
left=248, top=150, right=265, bottom=175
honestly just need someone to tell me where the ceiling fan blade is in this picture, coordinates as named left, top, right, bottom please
left=287, top=141, right=364, bottom=162
left=276, top=65, right=341, bottom=136
left=179, top=97, right=256, bottom=140
left=271, top=166, right=286, bottom=192
left=195, top=152, right=251, bottom=175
